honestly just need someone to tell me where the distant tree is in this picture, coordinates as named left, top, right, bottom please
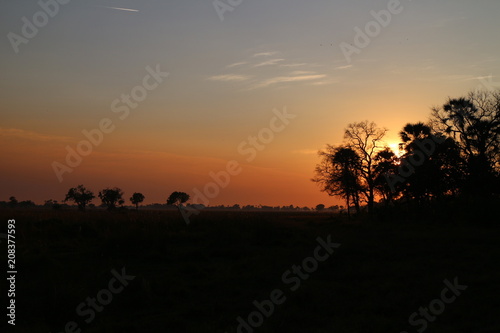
left=44, top=199, right=63, bottom=210
left=44, top=199, right=55, bottom=207
left=98, top=187, right=125, bottom=210
left=130, top=192, right=145, bottom=211
left=344, top=121, right=387, bottom=215
left=315, top=204, right=325, bottom=211
left=18, top=200, right=36, bottom=208
left=8, top=196, right=18, bottom=208
left=64, top=185, right=95, bottom=211
left=167, top=191, right=190, bottom=206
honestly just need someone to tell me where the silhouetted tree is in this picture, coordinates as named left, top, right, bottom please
left=432, top=90, right=500, bottom=196
left=167, top=191, right=190, bottom=206
left=399, top=123, right=440, bottom=203
left=64, top=185, right=95, bottom=211
left=98, top=187, right=125, bottom=210
left=46, top=199, right=62, bottom=210
left=8, top=196, right=18, bottom=208
left=313, top=145, right=364, bottom=218
left=373, top=147, right=400, bottom=205
left=44, top=199, right=55, bottom=207
left=315, top=204, right=325, bottom=211
left=130, top=192, right=145, bottom=211
left=344, top=121, right=387, bottom=214
left=18, top=200, right=36, bottom=208
left=399, top=122, right=466, bottom=202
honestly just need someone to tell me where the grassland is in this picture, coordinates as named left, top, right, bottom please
left=1, top=208, right=499, bottom=333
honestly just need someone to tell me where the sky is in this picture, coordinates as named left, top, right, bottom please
left=1, top=0, right=500, bottom=207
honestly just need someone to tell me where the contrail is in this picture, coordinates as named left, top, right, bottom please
left=99, top=6, right=139, bottom=13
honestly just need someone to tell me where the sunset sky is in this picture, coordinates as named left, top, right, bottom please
left=1, top=0, right=499, bottom=206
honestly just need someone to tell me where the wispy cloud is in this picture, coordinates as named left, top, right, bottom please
left=415, top=74, right=488, bottom=82
left=208, top=74, right=251, bottom=82
left=290, top=70, right=316, bottom=75
left=280, top=63, right=308, bottom=67
left=209, top=50, right=332, bottom=90
left=98, top=6, right=139, bottom=13
left=308, top=79, right=338, bottom=86
left=251, top=74, right=327, bottom=89
left=335, top=65, right=353, bottom=70
left=463, top=75, right=495, bottom=81
left=254, top=58, right=285, bottom=67
left=253, top=52, right=277, bottom=57
left=0, top=128, right=73, bottom=142
left=226, top=62, right=247, bottom=68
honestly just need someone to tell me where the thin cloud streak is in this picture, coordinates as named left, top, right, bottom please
left=0, top=128, right=74, bottom=142
left=253, top=52, right=277, bottom=57
left=254, top=59, right=285, bottom=67
left=251, top=74, right=327, bottom=89
left=280, top=63, right=308, bottom=67
left=208, top=74, right=251, bottom=82
left=290, top=70, right=316, bottom=75
left=98, top=6, right=139, bottom=13
left=226, top=62, right=247, bottom=68
left=335, top=65, right=353, bottom=70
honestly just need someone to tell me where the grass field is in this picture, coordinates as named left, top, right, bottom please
left=1, top=208, right=499, bottom=333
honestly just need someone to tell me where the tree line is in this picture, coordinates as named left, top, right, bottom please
left=20, top=186, right=191, bottom=211
left=313, top=90, right=500, bottom=218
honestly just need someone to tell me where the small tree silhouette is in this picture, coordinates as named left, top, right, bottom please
left=167, top=191, right=190, bottom=206
left=98, top=187, right=125, bottom=210
left=315, top=204, right=325, bottom=211
left=130, top=192, right=145, bottom=211
left=64, top=185, right=95, bottom=211
left=8, top=196, right=18, bottom=208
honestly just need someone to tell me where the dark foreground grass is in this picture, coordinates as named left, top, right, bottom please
left=1, top=208, right=499, bottom=333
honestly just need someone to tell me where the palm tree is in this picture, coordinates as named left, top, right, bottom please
left=432, top=91, right=500, bottom=196
left=373, top=147, right=400, bottom=205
